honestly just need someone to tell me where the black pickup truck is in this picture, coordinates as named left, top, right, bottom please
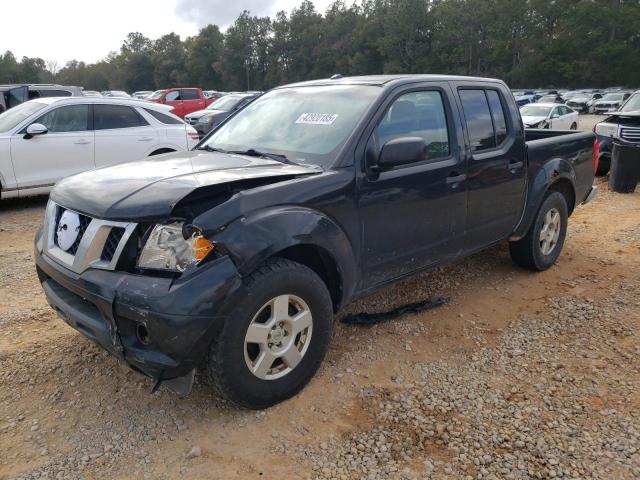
left=35, top=75, right=597, bottom=409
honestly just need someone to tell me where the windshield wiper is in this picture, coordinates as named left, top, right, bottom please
left=197, top=145, right=228, bottom=153
left=228, top=148, right=299, bottom=166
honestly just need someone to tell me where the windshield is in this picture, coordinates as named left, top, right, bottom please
left=520, top=105, right=552, bottom=117
left=0, top=101, right=48, bottom=133
left=603, top=93, right=624, bottom=101
left=148, top=90, right=165, bottom=99
left=207, top=95, right=247, bottom=111
left=621, top=93, right=640, bottom=112
left=203, top=85, right=380, bottom=168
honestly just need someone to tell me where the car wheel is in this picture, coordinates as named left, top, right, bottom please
left=509, top=191, right=568, bottom=271
left=206, top=258, right=333, bottom=409
left=570, top=122, right=577, bottom=130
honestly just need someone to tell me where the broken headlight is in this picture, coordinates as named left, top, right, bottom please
left=137, top=223, right=213, bottom=272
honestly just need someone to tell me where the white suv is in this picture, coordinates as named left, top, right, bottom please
left=0, top=97, right=199, bottom=199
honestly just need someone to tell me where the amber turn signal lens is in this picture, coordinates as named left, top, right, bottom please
left=192, top=236, right=214, bottom=261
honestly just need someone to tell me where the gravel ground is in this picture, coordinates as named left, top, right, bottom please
left=0, top=176, right=638, bottom=480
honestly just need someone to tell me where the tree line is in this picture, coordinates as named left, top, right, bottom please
left=1, top=0, right=639, bottom=92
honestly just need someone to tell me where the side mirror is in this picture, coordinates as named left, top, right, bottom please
left=377, top=137, right=427, bottom=170
left=24, top=123, right=48, bottom=139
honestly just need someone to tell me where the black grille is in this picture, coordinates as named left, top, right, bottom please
left=101, top=228, right=125, bottom=262
left=54, top=207, right=92, bottom=255
left=620, top=127, right=640, bottom=143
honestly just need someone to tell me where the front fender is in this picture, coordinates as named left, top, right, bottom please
left=213, top=206, right=358, bottom=305
left=512, top=157, right=576, bottom=239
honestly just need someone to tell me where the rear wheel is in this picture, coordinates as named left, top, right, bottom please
left=509, top=191, right=568, bottom=271
left=206, top=258, right=333, bottom=409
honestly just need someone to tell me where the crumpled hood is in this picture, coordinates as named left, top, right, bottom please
left=50, top=150, right=321, bottom=221
left=521, top=115, right=546, bottom=126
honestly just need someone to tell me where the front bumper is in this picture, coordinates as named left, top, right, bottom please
left=35, top=230, right=244, bottom=385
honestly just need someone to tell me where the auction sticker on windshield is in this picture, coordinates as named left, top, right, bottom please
left=295, top=113, right=339, bottom=125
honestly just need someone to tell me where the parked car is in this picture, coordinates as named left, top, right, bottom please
left=0, top=97, right=198, bottom=199
left=537, top=94, right=564, bottom=104
left=146, top=88, right=214, bottom=118
left=82, top=91, right=103, bottom=97
left=131, top=91, right=153, bottom=99
left=593, top=90, right=640, bottom=175
left=514, top=92, right=537, bottom=107
left=593, top=92, right=632, bottom=114
left=0, top=84, right=85, bottom=112
left=101, top=91, right=132, bottom=98
left=566, top=92, right=603, bottom=113
left=34, top=75, right=597, bottom=408
left=184, top=92, right=261, bottom=137
left=520, top=103, right=579, bottom=129
left=203, top=90, right=226, bottom=100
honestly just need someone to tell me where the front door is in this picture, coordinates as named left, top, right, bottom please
left=11, top=104, right=94, bottom=190
left=164, top=90, right=184, bottom=117
left=452, top=84, right=527, bottom=250
left=358, top=84, right=467, bottom=289
left=180, top=89, right=206, bottom=116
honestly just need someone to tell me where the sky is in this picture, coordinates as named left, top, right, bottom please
left=0, top=0, right=334, bottom=67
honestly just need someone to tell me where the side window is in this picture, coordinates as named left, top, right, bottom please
left=165, top=91, right=180, bottom=101
left=375, top=90, right=450, bottom=160
left=459, top=89, right=496, bottom=151
left=180, top=89, right=199, bottom=100
left=94, top=104, right=148, bottom=130
left=143, top=108, right=183, bottom=125
left=34, top=105, right=90, bottom=133
left=551, top=107, right=561, bottom=117
left=486, top=90, right=508, bottom=145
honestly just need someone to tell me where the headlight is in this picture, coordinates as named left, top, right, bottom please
left=137, top=223, right=214, bottom=272
left=594, top=122, right=618, bottom=138
left=532, top=120, right=547, bottom=128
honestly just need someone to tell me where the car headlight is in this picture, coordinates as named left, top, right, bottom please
left=532, top=120, right=547, bottom=128
left=137, top=223, right=214, bottom=272
left=594, top=122, right=618, bottom=138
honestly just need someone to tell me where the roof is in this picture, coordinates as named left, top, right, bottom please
left=278, top=74, right=506, bottom=89
left=24, top=96, right=174, bottom=111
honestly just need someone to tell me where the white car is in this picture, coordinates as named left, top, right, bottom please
left=0, top=97, right=199, bottom=199
left=520, top=103, right=579, bottom=130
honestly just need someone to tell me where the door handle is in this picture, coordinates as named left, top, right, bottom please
left=446, top=173, right=467, bottom=185
left=509, top=161, right=524, bottom=170
left=138, top=137, right=153, bottom=142
left=74, top=139, right=91, bottom=145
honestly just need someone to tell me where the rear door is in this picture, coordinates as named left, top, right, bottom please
left=164, top=90, right=183, bottom=117
left=452, top=83, right=527, bottom=251
left=358, top=83, right=467, bottom=289
left=180, top=89, right=205, bottom=116
left=11, top=104, right=94, bottom=189
left=93, top=104, right=158, bottom=167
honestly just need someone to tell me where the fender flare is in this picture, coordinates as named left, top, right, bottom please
left=512, top=157, right=576, bottom=239
left=213, top=205, right=358, bottom=306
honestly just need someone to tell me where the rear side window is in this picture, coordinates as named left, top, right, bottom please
left=165, top=91, right=180, bottom=101
left=144, top=108, right=183, bottom=125
left=181, top=89, right=199, bottom=100
left=94, top=104, right=148, bottom=130
left=459, top=89, right=510, bottom=152
left=459, top=90, right=496, bottom=151
left=376, top=90, right=450, bottom=160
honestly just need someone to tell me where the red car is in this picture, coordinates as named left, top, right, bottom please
left=146, top=88, right=214, bottom=118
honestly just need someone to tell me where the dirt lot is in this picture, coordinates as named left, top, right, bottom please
left=1, top=149, right=639, bottom=478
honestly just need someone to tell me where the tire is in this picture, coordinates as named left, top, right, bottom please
left=509, top=191, right=568, bottom=271
left=595, top=165, right=609, bottom=177
left=570, top=122, right=577, bottom=130
left=206, top=258, right=333, bottom=409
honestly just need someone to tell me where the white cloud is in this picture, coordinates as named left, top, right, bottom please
left=0, top=0, right=334, bottom=66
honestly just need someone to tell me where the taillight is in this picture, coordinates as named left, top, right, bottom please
left=189, top=132, right=199, bottom=140
left=592, top=138, right=600, bottom=173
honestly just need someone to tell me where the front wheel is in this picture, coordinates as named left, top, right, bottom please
left=206, top=258, right=333, bottom=409
left=509, top=191, right=568, bottom=271
left=570, top=122, right=577, bottom=130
